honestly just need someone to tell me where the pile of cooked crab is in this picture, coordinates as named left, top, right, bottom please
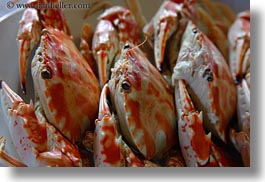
left=0, top=0, right=250, bottom=167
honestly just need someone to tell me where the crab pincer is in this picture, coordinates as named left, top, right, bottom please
left=172, top=22, right=237, bottom=166
left=17, top=0, right=71, bottom=93
left=0, top=81, right=81, bottom=167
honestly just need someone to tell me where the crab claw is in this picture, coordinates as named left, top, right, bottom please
left=92, top=20, right=119, bottom=88
left=92, top=6, right=140, bottom=88
left=94, top=84, right=155, bottom=167
left=144, top=1, right=181, bottom=71
left=174, top=80, right=238, bottom=167
left=175, top=80, right=211, bottom=166
left=172, top=21, right=236, bottom=142
left=94, top=83, right=124, bottom=166
left=17, top=9, right=42, bottom=94
left=27, top=0, right=71, bottom=36
left=228, top=11, right=250, bottom=166
left=80, top=23, right=98, bottom=75
left=0, top=80, right=23, bottom=111
left=0, top=136, right=27, bottom=167
left=229, top=80, right=250, bottom=167
left=17, top=0, right=71, bottom=94
left=0, top=81, right=81, bottom=167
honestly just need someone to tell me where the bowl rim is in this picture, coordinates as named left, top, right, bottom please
left=0, top=8, right=23, bottom=23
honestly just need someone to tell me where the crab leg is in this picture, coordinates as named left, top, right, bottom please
left=28, top=0, right=71, bottom=35
left=17, top=8, right=42, bottom=93
left=143, top=1, right=180, bottom=71
left=92, top=20, right=119, bottom=88
left=0, top=81, right=81, bottom=167
left=0, top=137, right=27, bottom=167
left=125, top=0, right=147, bottom=30
left=80, top=23, right=98, bottom=75
left=175, top=80, right=211, bottom=166
left=91, top=6, right=141, bottom=88
left=175, top=80, right=239, bottom=167
left=94, top=83, right=124, bottom=166
left=236, top=79, right=250, bottom=135
left=229, top=79, right=250, bottom=166
left=17, top=0, right=71, bottom=93
left=144, top=0, right=234, bottom=72
left=94, top=84, right=150, bottom=167
left=172, top=21, right=236, bottom=142
left=98, top=6, right=140, bottom=46
left=228, top=11, right=250, bottom=166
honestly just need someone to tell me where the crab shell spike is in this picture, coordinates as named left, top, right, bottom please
left=94, top=83, right=125, bottom=167
left=175, top=80, right=211, bottom=166
left=0, top=81, right=23, bottom=108
left=17, top=8, right=42, bottom=94
left=109, top=42, right=177, bottom=160
left=0, top=81, right=45, bottom=166
left=98, top=83, right=112, bottom=120
left=31, top=27, right=100, bottom=143
left=124, top=144, right=160, bottom=167
left=124, top=143, right=145, bottom=167
left=44, top=122, right=82, bottom=167
left=172, top=21, right=236, bottom=142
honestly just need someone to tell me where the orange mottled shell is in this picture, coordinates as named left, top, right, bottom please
left=0, top=81, right=81, bottom=167
left=173, top=21, right=236, bottom=142
left=109, top=43, right=177, bottom=160
left=31, top=28, right=100, bottom=143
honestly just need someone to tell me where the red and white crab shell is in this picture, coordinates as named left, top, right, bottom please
left=0, top=81, right=82, bottom=167
left=94, top=43, right=177, bottom=166
left=172, top=21, right=237, bottom=166
left=31, top=28, right=100, bottom=143
left=228, top=10, right=250, bottom=167
left=0, top=27, right=100, bottom=166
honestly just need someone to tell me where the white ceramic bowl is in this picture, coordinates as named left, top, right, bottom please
left=0, top=0, right=249, bottom=166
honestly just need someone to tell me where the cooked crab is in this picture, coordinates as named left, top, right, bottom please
left=93, top=43, right=177, bottom=166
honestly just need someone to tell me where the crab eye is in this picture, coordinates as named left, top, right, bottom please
left=203, top=68, right=213, bottom=82
left=234, top=75, right=243, bottom=85
left=192, top=28, right=198, bottom=34
left=121, top=80, right=131, bottom=93
left=41, top=67, right=52, bottom=79
left=123, top=44, right=130, bottom=50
